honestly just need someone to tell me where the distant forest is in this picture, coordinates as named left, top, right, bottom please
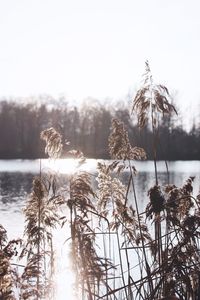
left=0, top=98, right=199, bottom=160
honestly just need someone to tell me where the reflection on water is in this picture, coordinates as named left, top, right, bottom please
left=0, top=159, right=200, bottom=238
left=0, top=172, right=33, bottom=204
left=0, top=172, right=33, bottom=238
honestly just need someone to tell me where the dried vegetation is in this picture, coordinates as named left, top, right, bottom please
left=1, top=62, right=200, bottom=299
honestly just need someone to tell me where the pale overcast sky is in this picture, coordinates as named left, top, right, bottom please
left=0, top=0, right=200, bottom=114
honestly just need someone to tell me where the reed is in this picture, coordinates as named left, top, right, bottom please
left=1, top=62, right=200, bottom=299
left=0, top=225, right=21, bottom=299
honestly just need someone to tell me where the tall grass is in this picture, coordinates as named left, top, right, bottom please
left=1, top=62, right=200, bottom=299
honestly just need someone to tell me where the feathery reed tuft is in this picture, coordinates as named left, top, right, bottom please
left=0, top=225, right=21, bottom=300
left=40, top=127, right=63, bottom=158
left=109, top=118, right=146, bottom=160
left=132, top=61, right=177, bottom=128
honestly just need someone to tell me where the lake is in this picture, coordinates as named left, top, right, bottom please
left=1, top=159, right=200, bottom=299
left=1, top=159, right=200, bottom=238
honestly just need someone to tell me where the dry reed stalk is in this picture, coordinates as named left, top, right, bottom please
left=20, top=127, right=63, bottom=299
left=0, top=224, right=21, bottom=300
left=3, top=64, right=200, bottom=300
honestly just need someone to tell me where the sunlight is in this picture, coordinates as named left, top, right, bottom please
left=42, top=158, right=78, bottom=174
left=54, top=258, right=77, bottom=300
left=53, top=226, right=78, bottom=300
left=41, top=158, right=98, bottom=174
left=40, top=158, right=98, bottom=299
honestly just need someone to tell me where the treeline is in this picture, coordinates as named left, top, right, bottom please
left=0, top=99, right=199, bottom=160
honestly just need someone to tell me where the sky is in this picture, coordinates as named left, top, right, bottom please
left=0, top=0, right=200, bottom=118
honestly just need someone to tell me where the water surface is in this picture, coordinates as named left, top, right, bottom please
left=1, top=159, right=200, bottom=238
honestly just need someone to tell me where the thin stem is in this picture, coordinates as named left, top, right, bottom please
left=116, top=229, right=129, bottom=299
left=128, top=160, right=153, bottom=294
left=37, top=160, right=42, bottom=299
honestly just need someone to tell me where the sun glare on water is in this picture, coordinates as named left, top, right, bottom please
left=54, top=255, right=77, bottom=300
left=41, top=158, right=97, bottom=175
left=41, top=158, right=97, bottom=299
left=53, top=226, right=78, bottom=300
left=42, top=158, right=78, bottom=174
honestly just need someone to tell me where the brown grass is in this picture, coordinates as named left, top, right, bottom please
left=1, top=62, right=200, bottom=299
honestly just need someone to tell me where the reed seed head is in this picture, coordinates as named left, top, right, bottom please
left=108, top=118, right=146, bottom=160
left=40, top=127, right=63, bottom=158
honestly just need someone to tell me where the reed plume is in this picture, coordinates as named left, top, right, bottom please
left=132, top=60, right=177, bottom=129
left=0, top=224, right=21, bottom=300
left=2, top=66, right=200, bottom=300
left=20, top=127, right=63, bottom=299
left=40, top=127, right=63, bottom=159
left=108, top=118, right=146, bottom=160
